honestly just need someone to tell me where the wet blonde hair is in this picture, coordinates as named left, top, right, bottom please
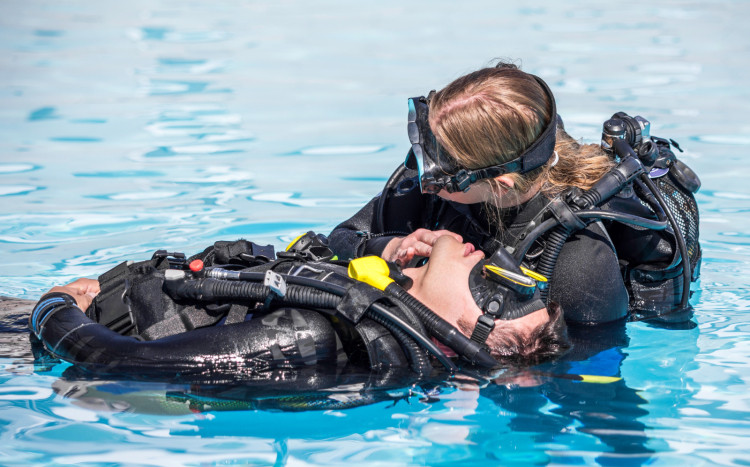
left=429, top=63, right=615, bottom=213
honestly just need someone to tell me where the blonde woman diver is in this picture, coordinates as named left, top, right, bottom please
left=329, top=62, right=699, bottom=327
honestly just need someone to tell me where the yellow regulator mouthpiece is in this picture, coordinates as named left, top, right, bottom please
left=348, top=256, right=394, bottom=291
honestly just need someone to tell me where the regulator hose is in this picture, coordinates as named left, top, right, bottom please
left=576, top=210, right=668, bottom=229
left=536, top=225, right=571, bottom=304
left=611, top=139, right=693, bottom=311
left=633, top=177, right=669, bottom=222
left=639, top=172, right=692, bottom=310
left=366, top=303, right=435, bottom=374
left=168, top=271, right=457, bottom=372
left=528, top=152, right=668, bottom=304
left=514, top=209, right=669, bottom=264
left=386, top=285, right=498, bottom=368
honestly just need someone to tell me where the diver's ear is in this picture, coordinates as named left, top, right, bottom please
left=494, top=175, right=515, bottom=193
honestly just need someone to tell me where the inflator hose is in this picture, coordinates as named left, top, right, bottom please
left=639, top=173, right=693, bottom=310
left=366, top=303, right=434, bottom=374
left=386, top=285, right=498, bottom=368
left=170, top=273, right=457, bottom=372
left=536, top=225, right=571, bottom=304
left=532, top=153, right=651, bottom=304
left=167, top=278, right=341, bottom=310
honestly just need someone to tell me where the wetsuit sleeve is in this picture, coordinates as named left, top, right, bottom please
left=327, top=164, right=494, bottom=259
left=30, top=293, right=343, bottom=376
left=328, top=195, right=395, bottom=260
left=548, top=223, right=629, bottom=325
left=328, top=165, right=428, bottom=260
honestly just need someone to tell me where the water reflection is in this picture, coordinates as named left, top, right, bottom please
left=471, top=320, right=701, bottom=465
left=0, top=293, right=705, bottom=464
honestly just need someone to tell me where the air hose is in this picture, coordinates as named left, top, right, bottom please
left=348, top=256, right=498, bottom=369
left=534, top=142, right=692, bottom=310
left=535, top=153, right=645, bottom=303
left=165, top=269, right=455, bottom=373
left=514, top=208, right=669, bottom=265
left=613, top=139, right=692, bottom=310
left=638, top=172, right=693, bottom=310
left=205, top=267, right=438, bottom=370
left=386, top=285, right=497, bottom=368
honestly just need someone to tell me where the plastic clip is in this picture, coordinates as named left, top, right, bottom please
left=454, top=170, right=473, bottom=192
left=264, top=270, right=287, bottom=298
left=151, top=250, right=187, bottom=269
left=263, top=270, right=287, bottom=310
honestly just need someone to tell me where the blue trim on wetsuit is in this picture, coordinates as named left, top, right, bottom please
left=30, top=293, right=78, bottom=336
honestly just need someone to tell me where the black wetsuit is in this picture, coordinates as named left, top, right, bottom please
left=29, top=252, right=420, bottom=379
left=31, top=296, right=344, bottom=377
left=329, top=166, right=632, bottom=325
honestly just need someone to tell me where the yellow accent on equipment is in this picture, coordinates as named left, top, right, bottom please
left=285, top=233, right=307, bottom=251
left=520, top=267, right=547, bottom=283
left=348, top=256, right=394, bottom=291
left=578, top=374, right=622, bottom=384
left=484, top=264, right=536, bottom=288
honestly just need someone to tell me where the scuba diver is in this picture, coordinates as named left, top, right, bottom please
left=328, top=62, right=702, bottom=327
left=28, top=232, right=570, bottom=381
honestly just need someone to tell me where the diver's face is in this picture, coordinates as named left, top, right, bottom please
left=426, top=235, right=485, bottom=277
left=402, top=235, right=550, bottom=345
left=403, top=236, right=485, bottom=326
left=436, top=182, right=494, bottom=205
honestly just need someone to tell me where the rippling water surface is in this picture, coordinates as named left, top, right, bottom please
left=1, top=1, right=749, bottom=465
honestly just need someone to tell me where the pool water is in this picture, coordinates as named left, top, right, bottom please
left=2, top=0, right=749, bottom=465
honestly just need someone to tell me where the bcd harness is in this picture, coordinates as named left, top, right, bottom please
left=377, top=112, right=701, bottom=325
left=83, top=233, right=498, bottom=376
left=505, top=114, right=701, bottom=323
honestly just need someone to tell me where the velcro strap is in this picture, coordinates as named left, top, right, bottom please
left=336, top=282, right=388, bottom=323
left=140, top=306, right=226, bottom=340
left=213, top=240, right=276, bottom=265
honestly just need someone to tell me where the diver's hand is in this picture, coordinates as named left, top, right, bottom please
left=47, top=278, right=100, bottom=311
left=382, top=229, right=463, bottom=266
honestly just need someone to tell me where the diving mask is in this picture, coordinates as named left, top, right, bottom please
left=404, top=74, right=559, bottom=194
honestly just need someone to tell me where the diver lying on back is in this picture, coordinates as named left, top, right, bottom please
left=29, top=233, right=570, bottom=380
